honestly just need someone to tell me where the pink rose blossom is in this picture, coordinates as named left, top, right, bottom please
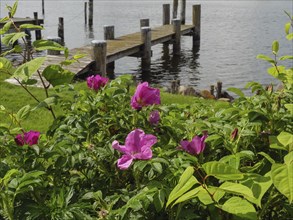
left=179, top=131, right=208, bottom=155
left=86, top=75, right=109, bottom=91
left=149, top=110, right=160, bottom=126
left=15, top=130, right=40, bottom=146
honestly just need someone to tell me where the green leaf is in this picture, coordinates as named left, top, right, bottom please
left=248, top=111, right=269, bottom=122
left=32, top=96, right=58, bottom=110
left=2, top=32, right=26, bottom=46
left=271, top=152, right=293, bottom=203
left=73, top=54, right=86, bottom=60
left=219, top=197, right=257, bottom=220
left=285, top=22, right=291, bottom=35
left=166, top=166, right=198, bottom=207
left=286, top=33, right=293, bottom=41
left=33, top=40, right=64, bottom=51
left=197, top=186, right=224, bottom=205
left=258, top=152, right=275, bottom=164
left=42, top=65, right=74, bottom=86
left=173, top=187, right=200, bottom=206
left=285, top=104, right=293, bottom=114
left=0, top=16, right=9, bottom=23
left=277, top=131, right=293, bottom=148
left=16, top=105, right=30, bottom=121
left=12, top=57, right=46, bottom=81
left=10, top=1, right=18, bottom=17
left=227, top=87, right=245, bottom=97
left=241, top=173, right=272, bottom=207
left=0, top=21, right=12, bottom=35
left=279, top=55, right=293, bottom=60
left=202, top=161, right=244, bottom=180
left=272, top=40, right=279, bottom=55
left=152, top=162, right=162, bottom=174
left=267, top=66, right=286, bottom=79
left=153, top=189, right=165, bottom=212
left=257, top=54, right=275, bottom=64
left=19, top=24, right=43, bottom=30
left=0, top=57, right=14, bottom=74
left=219, top=182, right=255, bottom=202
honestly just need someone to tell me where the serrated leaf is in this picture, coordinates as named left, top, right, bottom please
left=19, top=24, right=43, bottom=30
left=10, top=1, right=18, bottom=17
left=32, top=97, right=57, bottom=110
left=271, top=151, right=293, bottom=203
left=0, top=21, right=12, bottom=35
left=257, top=54, right=275, bottom=64
left=202, top=161, right=244, bottom=180
left=42, top=65, right=74, bottom=86
left=2, top=32, right=26, bottom=46
left=16, top=105, right=30, bottom=121
left=12, top=57, right=46, bottom=81
left=219, top=197, right=257, bottom=220
left=33, top=39, right=64, bottom=51
left=272, top=40, right=279, bottom=55
left=0, top=16, right=9, bottom=23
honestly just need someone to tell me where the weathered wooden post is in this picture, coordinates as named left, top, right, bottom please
left=210, top=85, right=215, bottom=97
left=42, top=0, right=45, bottom=15
left=47, top=36, right=61, bottom=55
left=192, top=5, right=201, bottom=46
left=104, top=25, right=115, bottom=74
left=91, top=40, right=107, bottom=76
left=180, top=0, right=186, bottom=24
left=89, top=0, right=93, bottom=26
left=141, top=27, right=152, bottom=72
left=58, top=17, right=64, bottom=45
left=172, top=0, right=178, bottom=19
left=140, top=19, right=150, bottom=28
left=173, top=18, right=181, bottom=55
left=216, top=81, right=222, bottom=99
left=84, top=2, right=87, bottom=24
left=163, top=4, right=170, bottom=25
left=34, top=12, right=42, bottom=40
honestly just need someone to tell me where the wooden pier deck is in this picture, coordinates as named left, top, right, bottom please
left=0, top=17, right=44, bottom=29
left=42, top=24, right=195, bottom=76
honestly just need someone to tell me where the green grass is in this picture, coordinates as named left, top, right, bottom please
left=0, top=73, right=218, bottom=132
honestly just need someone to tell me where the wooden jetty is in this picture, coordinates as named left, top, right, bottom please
left=42, top=3, right=201, bottom=78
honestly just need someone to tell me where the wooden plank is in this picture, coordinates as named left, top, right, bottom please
left=0, top=17, right=44, bottom=28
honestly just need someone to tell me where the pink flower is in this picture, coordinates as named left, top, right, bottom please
left=149, top=110, right=160, bottom=126
left=179, top=131, right=208, bottom=155
left=112, top=129, right=157, bottom=170
left=86, top=75, right=109, bottom=91
left=15, top=130, right=40, bottom=146
left=131, top=82, right=160, bottom=110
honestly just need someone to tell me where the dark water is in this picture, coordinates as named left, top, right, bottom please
left=1, top=0, right=292, bottom=92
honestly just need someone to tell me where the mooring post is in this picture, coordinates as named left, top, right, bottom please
left=104, top=25, right=115, bottom=74
left=192, top=5, right=201, bottom=46
left=140, top=19, right=150, bottom=28
left=173, top=18, right=181, bottom=56
left=141, top=27, right=152, bottom=72
left=163, top=4, right=170, bottom=25
left=47, top=36, right=61, bottom=55
left=180, top=0, right=186, bottom=24
left=172, top=0, right=179, bottom=20
left=92, top=40, right=107, bottom=76
left=84, top=2, right=87, bottom=24
left=89, top=0, right=93, bottom=26
left=34, top=12, right=42, bottom=40
left=210, top=85, right=215, bottom=97
left=216, top=81, right=222, bottom=99
left=58, top=17, right=64, bottom=45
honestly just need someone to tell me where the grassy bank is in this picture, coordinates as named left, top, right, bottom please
left=0, top=73, right=220, bottom=132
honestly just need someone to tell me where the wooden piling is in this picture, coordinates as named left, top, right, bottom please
left=104, top=25, right=115, bottom=74
left=216, top=81, right=222, bottom=99
left=173, top=18, right=181, bottom=55
left=141, top=27, right=152, bottom=72
left=140, top=19, right=150, bottom=28
left=84, top=2, right=87, bottom=24
left=172, top=0, right=178, bottom=19
left=163, top=4, right=170, bottom=25
left=91, top=40, right=107, bottom=76
left=58, top=17, right=64, bottom=45
left=89, top=0, right=93, bottom=26
left=33, top=12, right=42, bottom=40
left=192, top=5, right=201, bottom=46
left=47, top=36, right=61, bottom=55
left=42, top=0, right=45, bottom=15
left=180, top=0, right=186, bottom=24
left=210, top=85, right=215, bottom=97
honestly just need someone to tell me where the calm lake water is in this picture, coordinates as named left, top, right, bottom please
left=1, top=0, right=292, bottom=92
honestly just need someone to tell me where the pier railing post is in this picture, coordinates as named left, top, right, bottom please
left=84, top=2, right=87, bottom=24
left=92, top=40, right=107, bottom=77
left=180, top=0, right=186, bottom=24
left=172, top=0, right=178, bottom=20
left=140, top=19, right=150, bottom=28
left=141, top=27, right=152, bottom=72
left=104, top=25, right=115, bottom=75
left=163, top=4, right=170, bottom=25
left=89, top=0, right=93, bottom=26
left=192, top=5, right=201, bottom=46
left=172, top=18, right=181, bottom=56
left=42, top=0, right=45, bottom=15
left=216, top=81, right=222, bottom=99
left=58, top=17, right=64, bottom=46
left=33, top=12, right=42, bottom=40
